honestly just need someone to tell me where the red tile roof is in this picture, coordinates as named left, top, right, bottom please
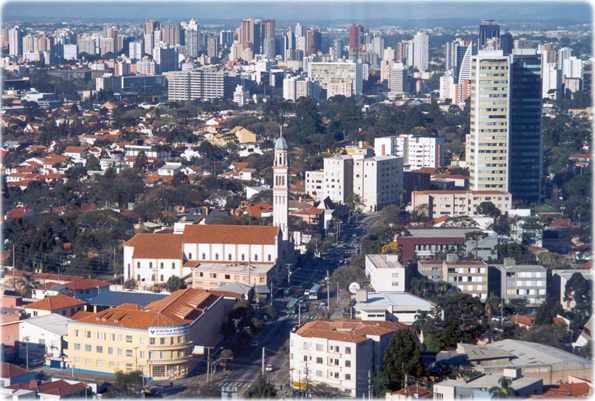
left=182, top=225, right=279, bottom=245
left=0, top=362, right=30, bottom=378
left=25, top=294, right=86, bottom=311
left=124, top=233, right=184, bottom=260
left=511, top=315, right=535, bottom=327
left=295, top=319, right=407, bottom=343
left=558, top=383, right=591, bottom=397
left=63, top=279, right=111, bottom=291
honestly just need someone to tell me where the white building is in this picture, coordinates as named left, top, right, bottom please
left=353, top=155, right=403, bottom=211
left=289, top=319, right=406, bottom=397
left=374, top=134, right=445, bottom=170
left=305, top=170, right=324, bottom=199
left=283, top=76, right=320, bottom=102
left=562, top=56, right=582, bottom=79
left=233, top=84, right=248, bottom=106
left=494, top=259, right=547, bottom=307
left=323, top=155, right=354, bottom=204
left=390, top=63, right=407, bottom=94
left=542, top=62, right=561, bottom=99
left=364, top=254, right=411, bottom=293
left=19, top=314, right=71, bottom=361
left=413, top=32, right=429, bottom=72
left=353, top=291, right=434, bottom=324
left=308, top=61, right=363, bottom=95
left=327, top=81, right=353, bottom=99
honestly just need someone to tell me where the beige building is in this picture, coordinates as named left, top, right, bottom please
left=191, top=262, right=275, bottom=290
left=417, top=260, right=444, bottom=281
left=65, top=289, right=226, bottom=380
left=442, top=255, right=489, bottom=300
left=25, top=295, right=86, bottom=318
left=353, top=156, right=403, bottom=211
left=289, top=319, right=405, bottom=397
left=467, top=51, right=511, bottom=192
left=308, top=61, right=363, bottom=95
left=228, top=126, right=257, bottom=143
left=323, top=155, right=354, bottom=204
left=411, top=190, right=511, bottom=219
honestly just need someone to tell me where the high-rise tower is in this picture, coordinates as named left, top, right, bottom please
left=479, top=20, right=500, bottom=50
left=273, top=129, right=289, bottom=242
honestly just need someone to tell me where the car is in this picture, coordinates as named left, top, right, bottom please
left=298, top=297, right=304, bottom=303
left=265, top=364, right=274, bottom=372
left=250, top=341, right=259, bottom=347
left=320, top=301, right=326, bottom=307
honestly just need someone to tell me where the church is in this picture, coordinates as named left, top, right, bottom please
left=122, top=131, right=294, bottom=290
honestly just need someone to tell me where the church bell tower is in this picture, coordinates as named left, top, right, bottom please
left=273, top=128, right=289, bottom=242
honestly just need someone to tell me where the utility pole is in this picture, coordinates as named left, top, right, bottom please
left=24, top=336, right=30, bottom=371
left=261, top=347, right=265, bottom=376
left=206, top=346, right=214, bottom=383
left=326, top=270, right=330, bottom=309
left=298, top=302, right=301, bottom=326
left=368, top=370, right=371, bottom=400
left=12, top=244, right=15, bottom=286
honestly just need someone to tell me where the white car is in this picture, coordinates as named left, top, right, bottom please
left=265, top=364, right=273, bottom=372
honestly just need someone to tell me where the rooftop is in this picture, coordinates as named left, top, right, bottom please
left=182, top=224, right=279, bottom=245
left=20, top=313, right=72, bottom=336
left=294, top=319, right=407, bottom=343
left=192, top=262, right=275, bottom=274
left=0, top=363, right=31, bottom=378
left=355, top=292, right=435, bottom=308
left=85, top=290, right=170, bottom=308
left=436, top=373, right=541, bottom=390
left=25, top=294, right=86, bottom=311
left=366, top=254, right=403, bottom=269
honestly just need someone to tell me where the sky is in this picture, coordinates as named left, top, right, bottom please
left=1, top=0, right=593, bottom=25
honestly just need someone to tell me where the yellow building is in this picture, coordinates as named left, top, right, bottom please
left=65, top=289, right=226, bottom=380
left=228, top=126, right=257, bottom=143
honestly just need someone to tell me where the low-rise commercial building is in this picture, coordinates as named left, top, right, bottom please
left=289, top=319, right=406, bottom=397
left=433, top=370, right=543, bottom=399
left=65, top=288, right=226, bottom=380
left=365, top=254, right=411, bottom=293
left=19, top=314, right=71, bottom=362
left=353, top=291, right=434, bottom=324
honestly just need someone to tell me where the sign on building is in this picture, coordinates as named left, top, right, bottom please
left=148, top=324, right=190, bottom=337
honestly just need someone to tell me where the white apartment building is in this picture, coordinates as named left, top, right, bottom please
left=495, top=259, right=547, bottom=307
left=305, top=170, right=324, bottom=199
left=353, top=156, right=403, bottom=212
left=308, top=61, right=363, bottom=95
left=562, top=56, right=582, bottom=79
left=323, top=155, right=354, bottom=204
left=413, top=32, right=429, bottom=72
left=542, top=62, right=561, bottom=99
left=327, top=81, right=353, bottom=99
left=290, top=319, right=404, bottom=397
left=374, top=134, right=445, bottom=170
left=411, top=190, right=511, bottom=219
left=365, top=254, right=411, bottom=293
left=283, top=76, right=320, bottom=102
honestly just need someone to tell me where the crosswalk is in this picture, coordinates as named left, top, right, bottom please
left=218, top=381, right=251, bottom=388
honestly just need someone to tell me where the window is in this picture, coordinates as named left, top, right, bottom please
left=268, top=254, right=272, bottom=262
left=160, top=262, right=164, bottom=269
left=86, top=359, right=92, bottom=366
left=178, top=336, right=183, bottom=343
left=126, top=335, right=133, bottom=343
left=345, top=374, right=351, bottom=380
left=150, top=338, right=156, bottom=345
left=137, top=262, right=140, bottom=269
left=97, top=360, right=103, bottom=367
left=118, top=335, right=123, bottom=342
left=225, top=274, right=230, bottom=280
left=303, top=355, right=308, bottom=362
left=202, top=253, right=206, bottom=260
left=74, top=357, right=81, bottom=365
left=228, top=253, right=232, bottom=261
left=109, top=361, right=115, bottom=368
left=172, top=263, right=175, bottom=269
left=74, top=330, right=80, bottom=337
left=241, top=254, right=245, bottom=261
left=85, top=345, right=92, bottom=352
left=108, top=347, right=113, bottom=355
left=316, top=370, right=323, bottom=377
left=140, top=337, right=146, bottom=345
left=160, top=275, right=164, bottom=282
left=254, top=255, right=258, bottom=261
left=149, top=352, right=157, bottom=359
left=215, top=253, right=219, bottom=261
left=210, top=273, right=217, bottom=279
left=97, top=346, right=103, bottom=353
left=140, top=351, right=146, bottom=358
left=85, top=331, right=91, bottom=338
left=149, top=262, right=153, bottom=269
left=345, top=347, right=351, bottom=354
left=118, top=349, right=123, bottom=356
left=74, top=344, right=81, bottom=350
left=316, top=344, right=323, bottom=351
left=345, top=360, right=351, bottom=367
left=160, top=338, right=166, bottom=345
left=316, top=357, right=323, bottom=364
left=160, top=351, right=168, bottom=359
left=126, top=364, right=133, bottom=371
left=153, top=365, right=165, bottom=377
left=178, top=350, right=184, bottom=357
left=127, top=349, right=133, bottom=357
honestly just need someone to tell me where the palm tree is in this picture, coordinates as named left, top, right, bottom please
left=489, top=377, right=517, bottom=399
left=16, top=273, right=41, bottom=299
left=412, top=310, right=430, bottom=333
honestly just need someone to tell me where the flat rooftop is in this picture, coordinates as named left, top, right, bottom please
left=366, top=254, right=403, bottom=269
left=355, top=292, right=434, bottom=308
left=193, top=262, right=275, bottom=275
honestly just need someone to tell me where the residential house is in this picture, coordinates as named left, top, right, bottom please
left=0, top=363, right=36, bottom=387
left=24, top=295, right=86, bottom=318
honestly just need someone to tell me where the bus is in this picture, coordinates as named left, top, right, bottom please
left=305, top=284, right=322, bottom=300
left=286, top=298, right=299, bottom=314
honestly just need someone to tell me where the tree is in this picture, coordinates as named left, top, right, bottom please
left=476, top=201, right=501, bottom=219
left=465, top=231, right=488, bottom=260
left=381, top=329, right=426, bottom=390
left=247, top=375, right=277, bottom=398
left=180, top=383, right=221, bottom=398
left=109, top=370, right=144, bottom=397
left=443, top=216, right=479, bottom=228
left=16, top=273, right=41, bottom=298
left=133, top=150, right=148, bottom=170
left=123, top=278, right=137, bottom=290
left=165, top=276, right=181, bottom=293
left=534, top=302, right=553, bottom=326
left=489, top=377, right=517, bottom=399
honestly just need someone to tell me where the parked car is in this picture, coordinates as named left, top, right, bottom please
left=250, top=341, right=259, bottom=347
left=265, top=364, right=274, bottom=372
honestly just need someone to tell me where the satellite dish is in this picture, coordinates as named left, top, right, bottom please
left=348, top=282, right=360, bottom=294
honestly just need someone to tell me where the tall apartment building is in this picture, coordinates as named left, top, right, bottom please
left=99, top=37, right=115, bottom=55
left=167, top=68, right=240, bottom=101
left=479, top=20, right=500, bottom=50
left=467, top=51, right=511, bottom=192
left=78, top=37, right=96, bottom=55
left=9, top=26, right=22, bottom=56
left=161, top=24, right=182, bottom=47
left=443, top=255, right=489, bottom=300
left=412, top=189, right=511, bottom=219
left=308, top=62, right=363, bottom=95
left=509, top=52, right=542, bottom=203
left=413, top=32, right=429, bottom=72
left=283, top=76, right=320, bottom=102
left=129, top=41, right=143, bottom=60
left=541, top=62, right=561, bottom=99
left=290, top=320, right=405, bottom=397
left=327, top=81, right=353, bottom=99
left=494, top=259, right=547, bottom=307
left=22, top=34, right=35, bottom=54
left=207, top=36, right=219, bottom=58
left=390, top=62, right=408, bottom=93
left=353, top=156, right=404, bottom=212
left=374, top=134, right=444, bottom=170
left=323, top=155, right=354, bottom=204
left=153, top=46, right=178, bottom=73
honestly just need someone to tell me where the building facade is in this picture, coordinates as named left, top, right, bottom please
left=374, top=134, right=445, bottom=170
left=493, top=260, right=547, bottom=307
left=305, top=170, right=324, bottom=199
left=411, top=190, right=511, bottom=218
left=323, top=155, right=354, bottom=204
left=353, top=156, right=403, bottom=212
left=364, top=254, right=411, bottom=293
left=308, top=62, right=363, bottom=95
left=442, top=256, right=489, bottom=300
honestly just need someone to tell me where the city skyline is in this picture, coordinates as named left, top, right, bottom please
left=3, top=1, right=593, bottom=26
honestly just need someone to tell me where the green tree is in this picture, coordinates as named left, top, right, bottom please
left=16, top=273, right=41, bottom=298
left=165, top=276, right=181, bottom=293
left=123, top=279, right=137, bottom=290
left=489, top=377, right=517, bottom=399
left=133, top=150, right=148, bottom=170
left=381, top=329, right=426, bottom=390
left=465, top=231, right=488, bottom=260
left=247, top=375, right=277, bottom=398
left=109, top=370, right=144, bottom=397
left=476, top=201, right=501, bottom=219
left=534, top=302, right=553, bottom=326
